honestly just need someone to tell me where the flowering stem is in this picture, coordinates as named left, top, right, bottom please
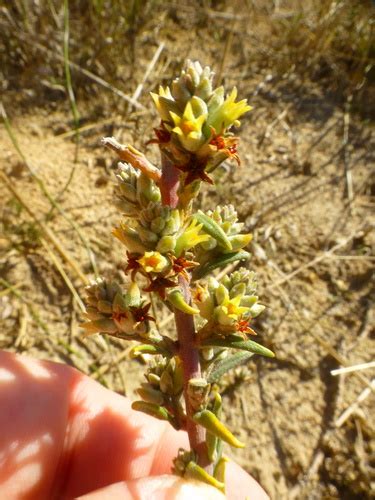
left=161, top=154, right=210, bottom=469
left=175, top=275, right=210, bottom=468
left=160, top=153, right=180, bottom=208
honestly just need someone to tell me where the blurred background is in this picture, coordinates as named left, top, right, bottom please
left=0, top=1, right=374, bottom=498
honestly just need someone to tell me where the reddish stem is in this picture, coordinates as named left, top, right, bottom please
left=161, top=154, right=210, bottom=468
left=160, top=153, right=180, bottom=208
left=174, top=276, right=209, bottom=467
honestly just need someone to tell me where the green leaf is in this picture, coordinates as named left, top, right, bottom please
left=131, top=401, right=171, bottom=421
left=193, top=250, right=250, bottom=280
left=167, top=289, right=199, bottom=315
left=214, top=456, right=229, bottom=484
left=208, top=352, right=254, bottom=383
left=206, top=392, right=223, bottom=461
left=136, top=385, right=164, bottom=406
left=206, top=431, right=218, bottom=462
left=194, top=211, right=232, bottom=251
left=193, top=409, right=245, bottom=448
left=129, top=344, right=166, bottom=358
left=201, top=336, right=275, bottom=358
left=185, top=461, right=225, bottom=492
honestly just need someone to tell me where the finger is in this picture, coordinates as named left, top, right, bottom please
left=0, top=351, right=268, bottom=500
left=0, top=351, right=188, bottom=499
left=77, top=475, right=225, bottom=500
left=59, top=373, right=188, bottom=498
left=225, top=460, right=269, bottom=500
left=0, top=350, right=74, bottom=500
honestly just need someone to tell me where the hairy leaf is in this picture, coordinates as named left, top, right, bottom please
left=193, top=250, right=250, bottom=279
left=201, top=336, right=274, bottom=358
left=208, top=351, right=254, bottom=383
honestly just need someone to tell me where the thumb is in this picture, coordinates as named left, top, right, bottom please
left=76, top=474, right=224, bottom=500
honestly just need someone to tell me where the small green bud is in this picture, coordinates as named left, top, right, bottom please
left=249, top=303, right=265, bottom=318
left=171, top=358, right=184, bottom=395
left=194, top=211, right=232, bottom=251
left=227, top=233, right=252, bottom=252
left=112, top=292, right=128, bottom=313
left=150, top=216, right=166, bottom=234
left=119, top=183, right=138, bottom=202
left=81, top=318, right=117, bottom=335
left=125, top=282, right=141, bottom=308
left=113, top=225, right=149, bottom=253
left=96, top=300, right=113, bottom=314
left=83, top=307, right=102, bottom=320
left=187, top=378, right=210, bottom=411
left=162, top=209, right=181, bottom=235
left=159, top=370, right=174, bottom=394
left=137, top=384, right=164, bottom=406
left=241, top=295, right=258, bottom=307
left=230, top=282, right=246, bottom=298
left=156, top=235, right=176, bottom=253
left=147, top=373, right=161, bottom=387
left=137, top=226, right=159, bottom=243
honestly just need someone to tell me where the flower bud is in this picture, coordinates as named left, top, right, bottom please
left=249, top=303, right=266, bottom=318
left=156, top=235, right=176, bottom=253
left=137, top=384, right=164, bottom=406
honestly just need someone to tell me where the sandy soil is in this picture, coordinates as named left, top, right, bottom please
left=1, top=20, right=374, bottom=499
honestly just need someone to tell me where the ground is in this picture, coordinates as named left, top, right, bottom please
left=1, top=1, right=374, bottom=498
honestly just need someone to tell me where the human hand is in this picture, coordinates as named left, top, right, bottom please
left=0, top=350, right=268, bottom=499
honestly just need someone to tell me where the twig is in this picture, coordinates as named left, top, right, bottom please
left=57, top=116, right=120, bottom=139
left=258, top=106, right=291, bottom=146
left=343, top=96, right=353, bottom=208
left=331, top=361, right=375, bottom=377
left=131, top=42, right=165, bottom=108
left=63, top=0, right=80, bottom=163
left=0, top=283, right=22, bottom=297
left=335, top=378, right=375, bottom=428
left=266, top=229, right=361, bottom=291
left=215, top=4, right=238, bottom=86
left=102, top=137, right=161, bottom=182
left=328, top=255, right=375, bottom=261
left=15, top=303, right=29, bottom=348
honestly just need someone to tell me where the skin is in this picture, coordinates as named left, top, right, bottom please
left=0, top=350, right=269, bottom=499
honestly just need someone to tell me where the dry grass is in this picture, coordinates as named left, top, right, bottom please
left=1, top=1, right=373, bottom=114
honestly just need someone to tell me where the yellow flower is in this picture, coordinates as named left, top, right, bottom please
left=150, top=86, right=175, bottom=123
left=215, top=295, right=249, bottom=326
left=170, top=97, right=208, bottom=152
left=206, top=87, right=252, bottom=134
left=137, top=251, right=169, bottom=273
left=174, top=219, right=210, bottom=257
